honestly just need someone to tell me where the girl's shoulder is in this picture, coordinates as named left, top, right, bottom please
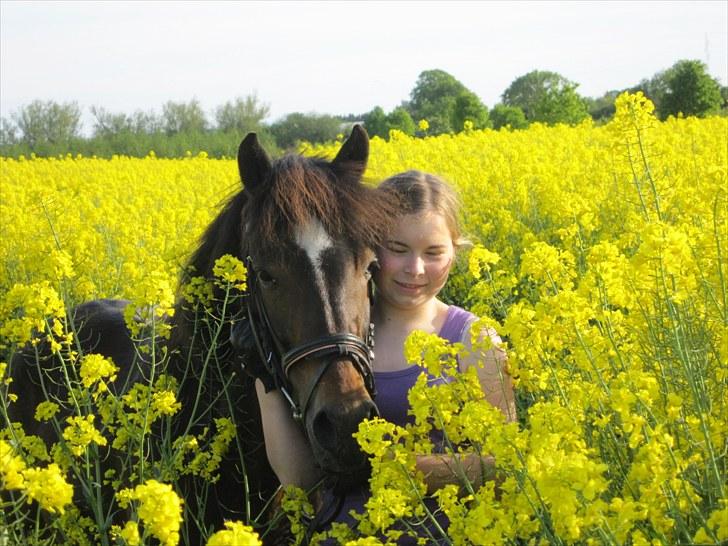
left=438, top=305, right=478, bottom=344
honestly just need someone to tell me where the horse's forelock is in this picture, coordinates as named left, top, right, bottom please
left=245, top=154, right=397, bottom=259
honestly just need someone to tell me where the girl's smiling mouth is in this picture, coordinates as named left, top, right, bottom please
left=395, top=280, right=426, bottom=290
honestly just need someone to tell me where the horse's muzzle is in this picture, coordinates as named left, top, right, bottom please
left=308, top=395, right=379, bottom=475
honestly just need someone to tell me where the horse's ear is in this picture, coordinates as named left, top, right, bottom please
left=331, top=124, right=369, bottom=180
left=238, top=133, right=272, bottom=192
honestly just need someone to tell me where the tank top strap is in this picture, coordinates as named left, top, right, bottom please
left=438, top=305, right=478, bottom=344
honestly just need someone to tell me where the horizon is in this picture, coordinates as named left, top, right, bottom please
left=1, top=0, right=726, bottom=133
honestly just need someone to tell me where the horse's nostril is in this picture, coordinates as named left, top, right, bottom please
left=311, top=401, right=379, bottom=459
left=364, top=400, right=379, bottom=420
left=311, top=409, right=338, bottom=455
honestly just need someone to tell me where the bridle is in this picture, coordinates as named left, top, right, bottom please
left=230, top=255, right=378, bottom=542
left=237, top=256, right=377, bottom=427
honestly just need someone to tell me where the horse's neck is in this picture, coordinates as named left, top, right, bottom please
left=189, top=190, right=248, bottom=278
left=168, top=190, right=248, bottom=365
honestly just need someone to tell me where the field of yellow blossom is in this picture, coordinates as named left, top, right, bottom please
left=1, top=93, right=726, bottom=545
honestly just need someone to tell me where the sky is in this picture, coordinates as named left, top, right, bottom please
left=1, top=0, right=726, bottom=131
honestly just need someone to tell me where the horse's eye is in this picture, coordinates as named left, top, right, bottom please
left=364, top=260, right=380, bottom=280
left=257, top=270, right=276, bottom=287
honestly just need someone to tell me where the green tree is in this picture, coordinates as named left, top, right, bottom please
left=659, top=60, right=723, bottom=119
left=362, top=106, right=389, bottom=139
left=0, top=117, right=18, bottom=146
left=130, top=110, right=163, bottom=133
left=161, top=99, right=208, bottom=135
left=215, top=94, right=270, bottom=133
left=451, top=90, right=490, bottom=131
left=534, top=83, right=589, bottom=125
left=407, top=69, right=471, bottom=134
left=91, top=106, right=167, bottom=137
left=385, top=107, right=415, bottom=136
left=363, top=106, right=416, bottom=139
left=269, top=112, right=342, bottom=148
left=502, top=70, right=560, bottom=120
left=11, top=100, right=82, bottom=147
left=489, top=104, right=528, bottom=130
left=585, top=91, right=620, bottom=122
left=502, top=70, right=588, bottom=124
left=90, top=106, right=134, bottom=137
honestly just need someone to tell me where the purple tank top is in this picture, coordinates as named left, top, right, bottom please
left=324, top=306, right=477, bottom=540
left=373, top=305, right=476, bottom=429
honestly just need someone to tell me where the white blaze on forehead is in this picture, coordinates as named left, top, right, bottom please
left=295, top=219, right=336, bottom=329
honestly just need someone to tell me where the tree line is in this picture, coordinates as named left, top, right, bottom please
left=1, top=59, right=724, bottom=159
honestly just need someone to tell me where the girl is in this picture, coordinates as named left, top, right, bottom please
left=366, top=170, right=516, bottom=490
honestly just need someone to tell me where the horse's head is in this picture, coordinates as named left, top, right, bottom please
left=235, top=127, right=395, bottom=478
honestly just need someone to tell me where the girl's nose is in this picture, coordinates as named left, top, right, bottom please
left=404, top=255, right=425, bottom=275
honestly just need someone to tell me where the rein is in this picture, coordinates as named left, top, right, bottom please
left=238, top=256, right=376, bottom=426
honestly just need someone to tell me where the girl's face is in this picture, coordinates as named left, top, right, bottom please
left=374, top=211, right=455, bottom=311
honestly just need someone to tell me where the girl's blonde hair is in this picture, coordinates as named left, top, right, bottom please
left=378, top=170, right=470, bottom=248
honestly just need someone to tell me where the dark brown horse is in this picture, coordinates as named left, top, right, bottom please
left=7, top=126, right=396, bottom=543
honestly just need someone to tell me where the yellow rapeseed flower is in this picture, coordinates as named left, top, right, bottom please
left=117, top=480, right=183, bottom=546
left=467, top=245, right=501, bottom=279
left=78, top=353, right=119, bottom=390
left=0, top=439, right=26, bottom=490
left=151, top=390, right=182, bottom=418
left=205, top=521, right=262, bottom=546
left=611, top=91, right=656, bottom=135
left=212, top=254, right=248, bottom=291
left=119, top=521, right=141, bottom=545
left=22, top=462, right=74, bottom=514
left=62, top=414, right=107, bottom=457
left=34, top=400, right=60, bottom=421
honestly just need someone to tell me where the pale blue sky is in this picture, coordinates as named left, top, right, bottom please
left=1, top=0, right=726, bottom=130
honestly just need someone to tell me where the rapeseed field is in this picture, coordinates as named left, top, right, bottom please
left=1, top=93, right=726, bottom=545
